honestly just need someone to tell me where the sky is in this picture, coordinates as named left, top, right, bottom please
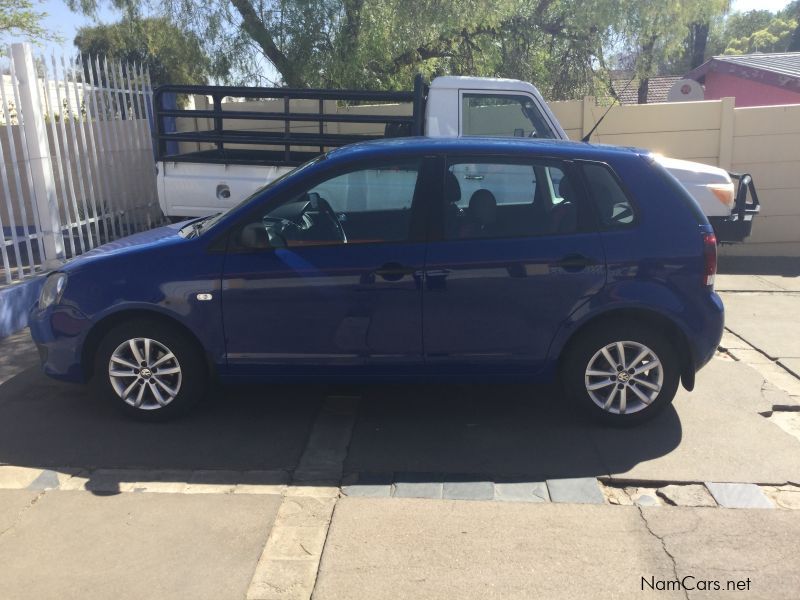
left=9, top=0, right=800, bottom=60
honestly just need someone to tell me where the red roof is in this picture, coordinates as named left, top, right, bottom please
left=686, top=52, right=800, bottom=93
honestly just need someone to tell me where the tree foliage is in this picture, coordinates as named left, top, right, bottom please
left=73, top=17, right=213, bottom=87
left=67, top=0, right=735, bottom=100
left=0, top=0, right=54, bottom=43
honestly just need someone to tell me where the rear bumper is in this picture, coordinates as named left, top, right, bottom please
left=711, top=173, right=760, bottom=243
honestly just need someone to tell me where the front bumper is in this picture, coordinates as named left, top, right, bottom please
left=711, top=173, right=760, bottom=243
left=29, top=303, right=90, bottom=383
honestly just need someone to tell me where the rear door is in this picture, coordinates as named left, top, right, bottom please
left=423, top=154, right=606, bottom=374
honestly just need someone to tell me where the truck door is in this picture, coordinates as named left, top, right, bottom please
left=459, top=91, right=560, bottom=139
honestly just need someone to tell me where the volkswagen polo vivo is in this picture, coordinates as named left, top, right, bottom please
left=29, top=138, right=724, bottom=425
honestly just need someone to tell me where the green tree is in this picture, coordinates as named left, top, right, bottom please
left=0, top=0, right=55, bottom=43
left=73, top=17, right=215, bottom=87
left=724, top=15, right=798, bottom=54
left=66, top=0, right=731, bottom=102
left=609, top=0, right=728, bottom=102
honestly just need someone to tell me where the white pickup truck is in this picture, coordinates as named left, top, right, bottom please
left=153, top=75, right=759, bottom=242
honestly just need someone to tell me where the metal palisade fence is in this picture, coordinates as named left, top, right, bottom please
left=0, top=42, right=163, bottom=285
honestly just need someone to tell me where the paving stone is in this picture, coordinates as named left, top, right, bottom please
left=719, top=329, right=752, bottom=350
left=0, top=466, right=45, bottom=489
left=246, top=557, right=319, bottom=600
left=393, top=482, right=443, bottom=499
left=262, top=525, right=329, bottom=560
left=779, top=358, right=800, bottom=379
left=274, top=496, right=337, bottom=528
left=442, top=480, right=494, bottom=501
left=627, top=488, right=661, bottom=507
left=656, top=484, right=717, bottom=507
left=341, top=472, right=392, bottom=498
left=601, top=485, right=633, bottom=506
left=706, top=482, right=774, bottom=509
left=493, top=481, right=549, bottom=503
left=766, top=411, right=800, bottom=444
left=546, top=478, right=604, bottom=504
left=728, top=348, right=774, bottom=364
left=231, top=470, right=291, bottom=494
left=762, top=485, right=800, bottom=510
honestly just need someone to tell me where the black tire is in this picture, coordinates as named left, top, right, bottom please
left=561, top=320, right=680, bottom=426
left=92, top=319, right=207, bottom=421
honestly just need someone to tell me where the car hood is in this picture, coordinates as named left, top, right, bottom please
left=61, top=221, right=189, bottom=272
left=653, top=155, right=731, bottom=185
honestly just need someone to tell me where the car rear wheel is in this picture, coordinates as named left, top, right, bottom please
left=562, top=321, right=680, bottom=425
left=93, top=320, right=206, bottom=420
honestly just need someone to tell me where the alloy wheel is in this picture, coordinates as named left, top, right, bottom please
left=584, top=340, right=663, bottom=415
left=108, top=337, right=182, bottom=410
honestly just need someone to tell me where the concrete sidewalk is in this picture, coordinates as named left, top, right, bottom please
left=0, top=490, right=281, bottom=600
left=314, top=497, right=800, bottom=600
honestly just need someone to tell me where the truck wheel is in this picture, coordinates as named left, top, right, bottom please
left=93, top=320, right=207, bottom=420
left=562, top=321, right=680, bottom=426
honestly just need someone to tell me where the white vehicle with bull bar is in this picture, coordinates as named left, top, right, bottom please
left=153, top=75, right=759, bottom=242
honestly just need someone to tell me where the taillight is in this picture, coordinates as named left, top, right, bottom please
left=703, top=232, right=717, bottom=287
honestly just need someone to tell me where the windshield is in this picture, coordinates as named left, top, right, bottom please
left=181, top=154, right=326, bottom=237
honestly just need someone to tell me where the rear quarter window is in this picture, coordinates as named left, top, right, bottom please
left=581, top=162, right=636, bottom=229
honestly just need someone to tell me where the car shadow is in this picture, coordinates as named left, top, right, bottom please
left=0, top=366, right=682, bottom=492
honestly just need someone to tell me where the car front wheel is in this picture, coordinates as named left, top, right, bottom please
left=562, top=321, right=680, bottom=425
left=93, top=320, right=206, bottom=420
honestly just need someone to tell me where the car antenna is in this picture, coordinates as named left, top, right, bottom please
left=581, top=74, right=636, bottom=143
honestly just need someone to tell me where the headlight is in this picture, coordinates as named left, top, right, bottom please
left=708, top=182, right=735, bottom=208
left=39, top=272, right=68, bottom=309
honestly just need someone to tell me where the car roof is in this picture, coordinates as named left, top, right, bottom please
left=325, top=136, right=646, bottom=163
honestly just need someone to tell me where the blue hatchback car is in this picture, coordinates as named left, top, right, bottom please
left=29, top=138, right=723, bottom=424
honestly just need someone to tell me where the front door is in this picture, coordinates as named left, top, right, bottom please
left=221, top=158, right=431, bottom=377
left=423, top=154, right=606, bottom=374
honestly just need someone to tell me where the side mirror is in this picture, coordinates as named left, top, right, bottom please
left=239, top=222, right=271, bottom=249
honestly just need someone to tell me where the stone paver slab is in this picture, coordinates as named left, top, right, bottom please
left=314, top=498, right=674, bottom=600
left=442, top=480, right=494, bottom=501
left=642, top=507, right=800, bottom=599
left=705, top=482, right=774, bottom=509
left=546, top=477, right=604, bottom=504
left=493, top=481, right=549, bottom=502
left=720, top=292, right=800, bottom=359
left=656, top=484, right=716, bottom=507
left=0, top=490, right=40, bottom=535
left=393, top=480, right=443, bottom=499
left=341, top=472, right=392, bottom=497
left=0, top=490, right=281, bottom=600
left=715, top=274, right=784, bottom=292
left=779, top=357, right=800, bottom=379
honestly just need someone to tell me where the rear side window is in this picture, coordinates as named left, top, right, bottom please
left=444, top=158, right=580, bottom=240
left=582, top=163, right=635, bottom=228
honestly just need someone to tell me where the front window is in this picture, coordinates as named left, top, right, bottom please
left=461, top=93, right=555, bottom=139
left=241, top=160, right=422, bottom=249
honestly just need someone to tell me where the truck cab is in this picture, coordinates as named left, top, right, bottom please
left=153, top=75, right=758, bottom=242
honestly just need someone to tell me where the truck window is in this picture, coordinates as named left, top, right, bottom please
left=444, top=158, right=577, bottom=239
left=461, top=94, right=555, bottom=139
